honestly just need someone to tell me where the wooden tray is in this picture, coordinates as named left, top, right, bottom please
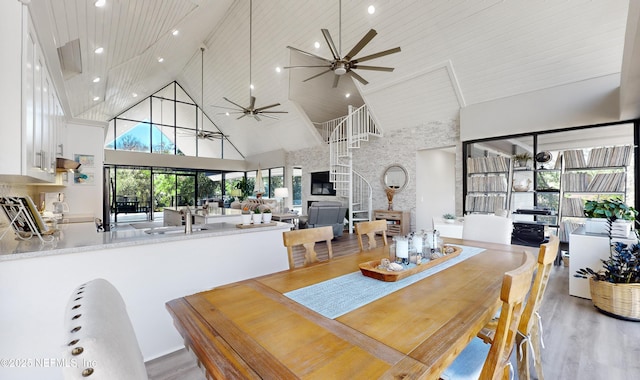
left=359, top=246, right=462, bottom=282
left=236, top=221, right=278, bottom=229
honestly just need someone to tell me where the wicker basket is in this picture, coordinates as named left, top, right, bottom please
left=589, top=277, right=640, bottom=321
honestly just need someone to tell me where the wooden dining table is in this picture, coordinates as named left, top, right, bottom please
left=166, top=238, right=534, bottom=379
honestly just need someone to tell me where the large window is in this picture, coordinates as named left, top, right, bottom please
left=109, top=165, right=286, bottom=224
left=105, top=82, right=243, bottom=159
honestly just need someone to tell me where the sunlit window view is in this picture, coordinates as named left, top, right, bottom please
left=104, top=82, right=243, bottom=160
left=108, top=165, right=285, bottom=223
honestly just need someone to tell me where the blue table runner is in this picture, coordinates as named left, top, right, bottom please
left=284, top=245, right=486, bottom=319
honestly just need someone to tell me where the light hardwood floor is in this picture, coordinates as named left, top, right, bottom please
left=146, top=234, right=640, bottom=380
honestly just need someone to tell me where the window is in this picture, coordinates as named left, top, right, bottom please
left=105, top=82, right=242, bottom=159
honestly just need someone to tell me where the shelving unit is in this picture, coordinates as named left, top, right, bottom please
left=464, top=156, right=512, bottom=214
left=374, top=210, right=410, bottom=236
left=558, top=145, right=632, bottom=242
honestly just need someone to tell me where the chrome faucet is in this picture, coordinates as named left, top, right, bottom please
left=184, top=208, right=192, bottom=234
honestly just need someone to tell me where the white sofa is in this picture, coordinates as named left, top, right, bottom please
left=230, top=198, right=277, bottom=212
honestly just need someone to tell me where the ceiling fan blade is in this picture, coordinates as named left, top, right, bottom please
left=260, top=111, right=288, bottom=114
left=321, top=29, right=340, bottom=60
left=236, top=114, right=248, bottom=120
left=211, top=105, right=242, bottom=111
left=223, top=97, right=248, bottom=111
left=302, top=69, right=333, bottom=82
left=283, top=65, right=331, bottom=69
left=352, top=65, right=395, bottom=72
left=347, top=71, right=369, bottom=86
left=255, top=103, right=281, bottom=112
left=253, top=114, right=261, bottom=121
left=352, top=46, right=401, bottom=63
left=333, top=74, right=340, bottom=88
left=286, top=46, right=332, bottom=63
left=249, top=96, right=256, bottom=110
left=344, top=29, right=378, bottom=61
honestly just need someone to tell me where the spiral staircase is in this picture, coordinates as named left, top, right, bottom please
left=321, top=104, right=382, bottom=233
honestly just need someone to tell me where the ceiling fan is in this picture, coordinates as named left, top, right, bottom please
left=284, top=0, right=401, bottom=88
left=212, top=0, right=287, bottom=121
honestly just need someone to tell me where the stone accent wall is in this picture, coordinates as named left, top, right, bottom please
left=286, top=119, right=463, bottom=230
left=286, top=143, right=341, bottom=213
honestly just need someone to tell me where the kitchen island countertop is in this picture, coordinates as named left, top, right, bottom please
left=0, top=221, right=290, bottom=261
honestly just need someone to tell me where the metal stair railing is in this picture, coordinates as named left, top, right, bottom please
left=314, top=116, right=346, bottom=143
left=328, top=104, right=381, bottom=233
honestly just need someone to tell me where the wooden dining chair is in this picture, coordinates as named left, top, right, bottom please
left=282, top=226, right=334, bottom=269
left=462, top=214, right=514, bottom=245
left=477, top=235, right=560, bottom=380
left=440, top=250, right=536, bottom=380
left=355, top=219, right=388, bottom=251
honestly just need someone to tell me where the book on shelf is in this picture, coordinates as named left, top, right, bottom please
left=465, top=194, right=506, bottom=213
left=586, top=145, right=631, bottom=167
left=467, top=176, right=508, bottom=192
left=466, top=156, right=510, bottom=173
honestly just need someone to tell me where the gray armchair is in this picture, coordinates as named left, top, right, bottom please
left=299, top=201, right=348, bottom=237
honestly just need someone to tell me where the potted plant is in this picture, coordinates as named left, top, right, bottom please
left=252, top=208, right=262, bottom=224
left=583, top=198, right=637, bottom=237
left=575, top=241, right=640, bottom=320
left=443, top=213, right=456, bottom=223
left=240, top=205, right=252, bottom=225
left=513, top=152, right=532, bottom=168
left=235, top=177, right=252, bottom=202
left=262, top=208, right=272, bottom=223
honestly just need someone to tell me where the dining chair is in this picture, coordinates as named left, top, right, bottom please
left=62, top=278, right=149, bottom=380
left=282, top=226, right=334, bottom=269
left=355, top=219, right=388, bottom=251
left=462, top=214, right=514, bottom=245
left=440, top=250, right=536, bottom=380
left=477, top=235, right=559, bottom=380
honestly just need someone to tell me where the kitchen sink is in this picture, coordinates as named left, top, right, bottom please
left=144, top=225, right=209, bottom=234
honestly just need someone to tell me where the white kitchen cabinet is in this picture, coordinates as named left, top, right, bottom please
left=0, top=2, right=60, bottom=183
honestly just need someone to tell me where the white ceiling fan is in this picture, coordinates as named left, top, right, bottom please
left=212, top=0, right=287, bottom=121
left=284, top=0, right=401, bottom=88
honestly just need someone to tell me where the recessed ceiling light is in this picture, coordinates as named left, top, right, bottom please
left=225, top=112, right=230, bottom=116
left=275, top=67, right=281, bottom=73
left=132, top=93, right=138, bottom=98
left=250, top=84, right=254, bottom=90
left=368, top=5, right=375, bottom=14
left=94, top=47, right=104, bottom=54
left=172, top=29, right=179, bottom=36
left=345, top=93, right=351, bottom=98
left=93, top=96, right=100, bottom=101
left=95, top=0, right=106, bottom=7
left=314, top=42, right=320, bottom=49
left=157, top=57, right=164, bottom=63
left=93, top=77, right=100, bottom=83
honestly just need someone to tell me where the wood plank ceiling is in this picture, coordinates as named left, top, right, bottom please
left=28, top=0, right=631, bottom=158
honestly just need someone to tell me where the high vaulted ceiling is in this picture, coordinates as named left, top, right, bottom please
left=28, top=0, right=638, bottom=158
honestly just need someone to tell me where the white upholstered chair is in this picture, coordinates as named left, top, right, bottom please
left=462, top=214, right=514, bottom=245
left=61, top=278, right=148, bottom=380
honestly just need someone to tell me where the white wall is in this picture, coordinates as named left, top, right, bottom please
left=416, top=148, right=456, bottom=231
left=35, top=122, right=105, bottom=220
left=0, top=227, right=290, bottom=380
left=460, top=73, right=622, bottom=142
